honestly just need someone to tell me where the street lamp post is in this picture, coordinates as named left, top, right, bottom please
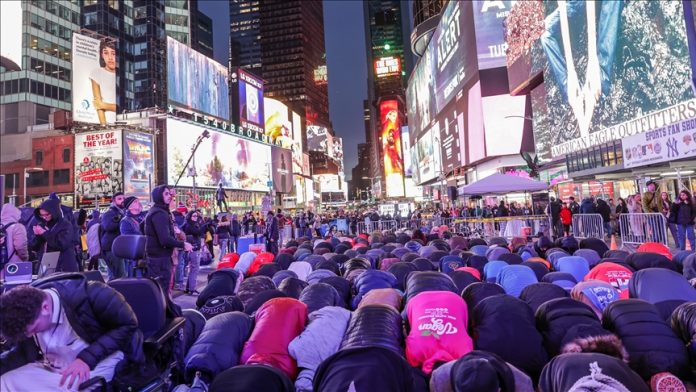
left=23, top=167, right=44, bottom=206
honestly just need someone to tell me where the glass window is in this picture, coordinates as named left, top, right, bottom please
left=53, top=169, right=70, bottom=185
left=35, top=151, right=43, bottom=166
left=108, top=0, right=119, bottom=10
left=27, top=171, right=49, bottom=187
left=4, top=173, right=19, bottom=189
left=84, top=12, right=97, bottom=26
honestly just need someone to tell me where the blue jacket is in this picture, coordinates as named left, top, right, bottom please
left=265, top=216, right=279, bottom=241
left=100, top=204, right=124, bottom=252
left=119, top=214, right=142, bottom=236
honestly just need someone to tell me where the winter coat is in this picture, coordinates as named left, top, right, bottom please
left=235, top=251, right=257, bottom=275
left=100, top=203, right=124, bottom=252
left=278, top=277, right=309, bottom=299
left=0, top=273, right=143, bottom=375
left=585, top=262, right=633, bottom=299
left=182, top=212, right=206, bottom=250
left=30, top=199, right=78, bottom=272
left=244, top=290, right=288, bottom=316
left=471, top=294, right=548, bottom=379
left=534, top=298, right=602, bottom=357
left=579, top=198, right=596, bottom=214
left=216, top=221, right=231, bottom=239
left=196, top=269, right=243, bottom=308
left=519, top=283, right=569, bottom=314
left=237, top=275, right=276, bottom=309
left=199, top=295, right=244, bottom=320
left=357, top=288, right=402, bottom=311
left=539, top=353, right=649, bottom=392
left=185, top=311, right=253, bottom=382
left=319, top=276, right=351, bottom=307
left=289, top=261, right=313, bottom=281
left=405, top=291, right=473, bottom=374
left=299, top=283, right=343, bottom=314
left=625, top=252, right=675, bottom=272
left=669, top=201, right=696, bottom=226
left=642, top=191, right=659, bottom=213
left=602, top=299, right=690, bottom=380
left=557, top=256, right=590, bottom=283
left=289, top=307, right=351, bottom=392
left=496, top=265, right=539, bottom=298
left=240, top=298, right=308, bottom=379
left=405, top=271, right=458, bottom=302
left=265, top=216, right=279, bottom=242
left=119, top=213, right=143, bottom=236
left=596, top=199, right=611, bottom=222
left=209, top=364, right=294, bottom=392
left=628, top=268, right=696, bottom=321
left=559, top=208, right=572, bottom=225
left=352, top=270, right=398, bottom=309
left=1, top=203, right=29, bottom=263
left=145, top=185, right=185, bottom=258
left=341, top=304, right=403, bottom=355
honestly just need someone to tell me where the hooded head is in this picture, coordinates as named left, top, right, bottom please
left=48, top=192, right=60, bottom=201
left=151, top=185, right=170, bottom=207
left=33, top=198, right=63, bottom=226
left=1, top=203, right=21, bottom=226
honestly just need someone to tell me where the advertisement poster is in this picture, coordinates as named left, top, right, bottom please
left=482, top=94, right=527, bottom=156
left=307, top=125, right=333, bottom=153
left=417, top=129, right=436, bottom=182
left=380, top=100, right=405, bottom=198
left=0, top=1, right=22, bottom=70
left=401, top=126, right=413, bottom=178
left=75, top=130, right=123, bottom=202
left=534, top=1, right=695, bottom=160
left=72, top=33, right=117, bottom=125
left=166, top=119, right=271, bottom=192
left=264, top=98, right=292, bottom=148
left=295, top=177, right=305, bottom=205
left=332, top=137, right=344, bottom=172
left=271, top=147, right=293, bottom=193
left=291, top=111, right=304, bottom=174
left=167, top=37, right=230, bottom=120
left=123, top=132, right=154, bottom=202
left=472, top=0, right=513, bottom=69
left=239, top=69, right=264, bottom=132
left=622, top=115, right=696, bottom=168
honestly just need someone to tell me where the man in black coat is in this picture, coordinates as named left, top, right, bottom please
left=0, top=273, right=143, bottom=390
left=265, top=211, right=279, bottom=255
left=145, top=185, right=192, bottom=295
left=30, top=198, right=79, bottom=272
left=100, top=192, right=126, bottom=279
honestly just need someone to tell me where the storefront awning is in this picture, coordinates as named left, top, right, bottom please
left=458, top=173, right=548, bottom=196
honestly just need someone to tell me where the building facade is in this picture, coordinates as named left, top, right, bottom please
left=229, top=0, right=261, bottom=75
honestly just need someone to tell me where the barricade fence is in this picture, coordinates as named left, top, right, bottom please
left=571, top=214, right=605, bottom=239
left=618, top=213, right=668, bottom=246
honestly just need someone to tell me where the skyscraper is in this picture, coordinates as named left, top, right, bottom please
left=191, top=8, right=214, bottom=58
left=0, top=1, right=80, bottom=134
left=411, top=0, right=446, bottom=56
left=229, top=0, right=261, bottom=74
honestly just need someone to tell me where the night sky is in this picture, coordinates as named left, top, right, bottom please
left=199, top=0, right=368, bottom=181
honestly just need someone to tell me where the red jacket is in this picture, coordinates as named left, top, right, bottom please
left=560, top=208, right=572, bottom=225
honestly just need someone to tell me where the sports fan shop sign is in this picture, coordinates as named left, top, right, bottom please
left=622, top=117, right=696, bottom=168
left=74, top=130, right=123, bottom=206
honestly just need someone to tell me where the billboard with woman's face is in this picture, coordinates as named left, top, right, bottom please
left=380, top=100, right=405, bottom=198
left=72, top=33, right=117, bottom=125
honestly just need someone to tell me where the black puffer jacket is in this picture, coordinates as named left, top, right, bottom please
left=535, top=298, right=602, bottom=357
left=539, top=353, right=649, bottom=392
left=196, top=269, right=242, bottom=308
left=0, top=273, right=143, bottom=375
left=145, top=185, right=185, bottom=258
left=299, top=283, right=343, bottom=314
left=182, top=211, right=206, bottom=251
left=603, top=299, right=690, bottom=380
left=519, top=282, right=568, bottom=314
left=100, top=203, right=124, bottom=252
left=185, top=311, right=253, bottom=383
left=670, top=302, right=696, bottom=363
left=30, top=199, right=78, bottom=272
left=340, top=304, right=403, bottom=355
left=405, top=271, right=458, bottom=302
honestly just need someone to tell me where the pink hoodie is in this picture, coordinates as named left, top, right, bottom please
left=405, top=291, right=473, bottom=374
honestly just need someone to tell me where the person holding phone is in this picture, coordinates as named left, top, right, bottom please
left=30, top=199, right=78, bottom=272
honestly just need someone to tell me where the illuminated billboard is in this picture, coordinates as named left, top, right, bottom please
left=291, top=111, right=305, bottom=175
left=482, top=94, right=526, bottom=157
left=380, top=100, right=405, bottom=198
left=166, top=118, right=270, bottom=192
left=374, top=56, right=401, bottom=78
left=264, top=98, right=292, bottom=148
left=238, top=69, right=264, bottom=133
left=534, top=1, right=695, bottom=160
left=331, top=137, right=344, bottom=172
left=307, top=125, right=333, bottom=154
left=417, top=129, right=436, bottom=183
left=0, top=1, right=22, bottom=70
left=72, top=33, right=117, bottom=125
left=167, top=37, right=230, bottom=120
left=271, top=146, right=293, bottom=193
left=75, top=130, right=123, bottom=202
left=314, top=65, right=328, bottom=85
left=472, top=0, right=512, bottom=69
left=123, top=131, right=154, bottom=202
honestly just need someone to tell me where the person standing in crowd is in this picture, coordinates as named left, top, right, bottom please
left=244, top=212, right=257, bottom=242
left=182, top=210, right=205, bottom=295
left=85, top=211, right=102, bottom=271
left=548, top=197, right=562, bottom=240
left=216, top=215, right=231, bottom=259
left=313, top=215, right=322, bottom=238
left=30, top=198, right=79, bottom=272
left=1, top=203, right=29, bottom=267
left=277, top=209, right=285, bottom=248
left=670, top=190, right=696, bottom=251
left=265, top=211, right=279, bottom=255
left=596, top=198, right=612, bottom=237
left=119, top=196, right=144, bottom=277
left=661, top=191, right=679, bottom=246
left=627, top=193, right=644, bottom=243
left=215, top=183, right=228, bottom=213
left=560, top=202, right=573, bottom=236
left=230, top=214, right=241, bottom=253
left=580, top=197, right=596, bottom=214
left=100, top=192, right=126, bottom=279
left=568, top=196, right=580, bottom=215
left=296, top=211, right=308, bottom=238
left=642, top=180, right=661, bottom=242
left=608, top=198, right=617, bottom=236
left=145, top=185, right=192, bottom=296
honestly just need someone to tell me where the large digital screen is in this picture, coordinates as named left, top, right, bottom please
left=307, top=125, right=333, bottom=154
left=72, top=33, right=117, bottom=125
left=482, top=94, right=527, bottom=157
left=75, top=130, right=123, bottom=201
left=406, top=1, right=477, bottom=141
left=314, top=174, right=341, bottom=193
left=467, top=81, right=486, bottom=164
left=264, top=98, right=293, bottom=148
left=295, top=177, right=305, bottom=205
left=375, top=56, right=401, bottom=78
left=535, top=1, right=695, bottom=160
left=0, top=1, right=22, bottom=70
left=472, top=0, right=512, bottom=69
left=438, top=95, right=468, bottom=171
left=166, top=118, right=270, bottom=192
left=239, top=69, right=264, bottom=132
left=380, top=100, right=405, bottom=198
left=123, top=131, right=154, bottom=202
left=271, top=146, right=293, bottom=193
left=332, top=137, right=344, bottom=172
left=416, top=129, right=436, bottom=182
left=167, top=37, right=230, bottom=120
left=291, top=111, right=305, bottom=174
left=401, top=126, right=414, bottom=178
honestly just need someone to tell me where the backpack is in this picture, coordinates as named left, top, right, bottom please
left=86, top=223, right=102, bottom=258
left=0, top=222, right=17, bottom=266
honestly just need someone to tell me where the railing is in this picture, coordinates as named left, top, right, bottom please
left=571, top=213, right=605, bottom=239
left=618, top=213, right=668, bottom=246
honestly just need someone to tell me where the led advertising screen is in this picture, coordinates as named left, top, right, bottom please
left=332, top=137, right=344, bottom=172
left=417, top=129, right=436, bottom=182
left=291, top=111, right=305, bottom=174
left=305, top=179, right=315, bottom=202
left=401, top=126, right=414, bottom=178
left=374, top=56, right=402, bottom=78
left=467, top=81, right=487, bottom=164
left=166, top=118, right=270, bottom=192
left=472, top=0, right=512, bottom=69
left=307, top=125, right=333, bottom=154
left=314, top=174, right=341, bottom=193
left=0, top=1, right=22, bottom=70
left=536, top=1, right=696, bottom=160
left=271, top=146, right=293, bottom=193
left=407, top=1, right=477, bottom=140
left=72, top=33, right=117, bottom=125
left=239, top=69, right=264, bottom=133
left=123, top=131, right=154, bottom=202
left=264, top=98, right=293, bottom=148
left=295, top=177, right=305, bottom=205
left=167, top=37, right=230, bottom=120
left=380, top=100, right=405, bottom=198
left=482, top=94, right=527, bottom=157
left=75, top=130, right=123, bottom=202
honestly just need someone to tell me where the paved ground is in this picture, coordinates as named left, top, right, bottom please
left=171, top=261, right=218, bottom=310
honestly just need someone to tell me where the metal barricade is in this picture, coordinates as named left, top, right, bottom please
left=618, top=213, right=668, bottom=246
left=571, top=214, right=605, bottom=239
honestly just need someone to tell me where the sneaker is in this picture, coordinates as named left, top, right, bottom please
left=651, top=372, right=686, bottom=392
